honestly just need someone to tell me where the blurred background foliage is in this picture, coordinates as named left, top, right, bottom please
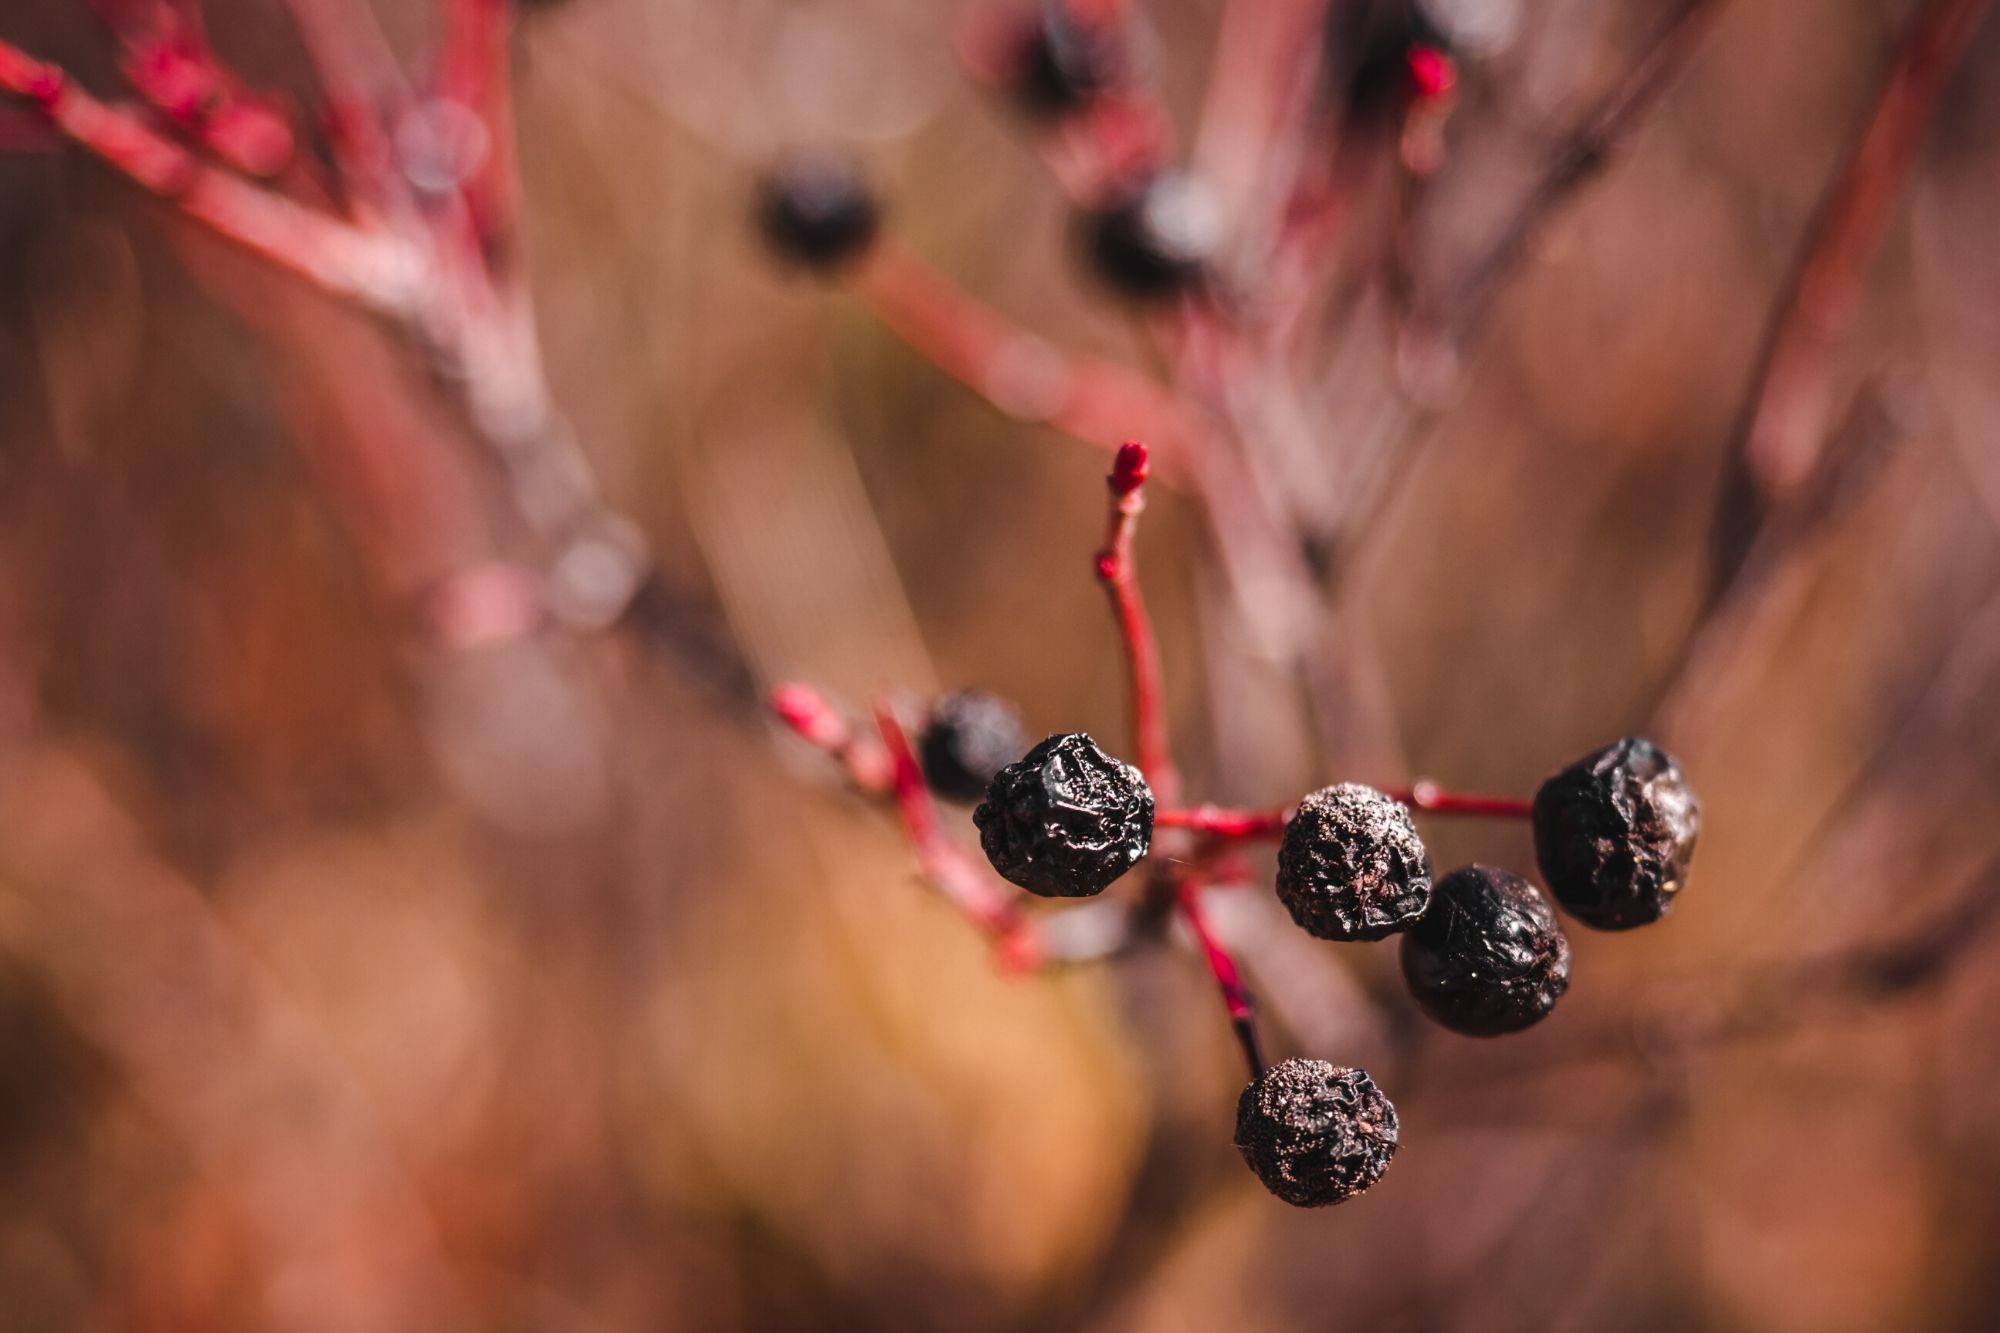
left=1, top=0, right=1999, bottom=1329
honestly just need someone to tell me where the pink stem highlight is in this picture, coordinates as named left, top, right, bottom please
left=1156, top=805, right=1289, bottom=839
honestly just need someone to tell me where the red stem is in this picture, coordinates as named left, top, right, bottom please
left=769, top=683, right=893, bottom=793
left=1156, top=782, right=1533, bottom=837
left=1156, top=804, right=1289, bottom=839
left=874, top=704, right=1041, bottom=971
left=1738, top=0, right=1990, bottom=499
left=1095, top=441, right=1181, bottom=802
left=1176, top=875, right=1263, bottom=1078
left=845, top=242, right=1196, bottom=475
left=1385, top=781, right=1535, bottom=820
left=0, top=40, right=412, bottom=310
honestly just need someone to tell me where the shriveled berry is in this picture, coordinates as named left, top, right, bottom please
left=1006, top=2, right=1121, bottom=117
left=1079, top=171, right=1219, bottom=301
left=1275, top=784, right=1431, bottom=941
left=1533, top=737, right=1699, bottom=931
left=1401, top=864, right=1570, bottom=1036
left=918, top=689, right=1029, bottom=804
left=1234, top=1058, right=1398, bottom=1207
left=755, top=154, right=882, bottom=273
left=974, top=732, right=1153, bottom=898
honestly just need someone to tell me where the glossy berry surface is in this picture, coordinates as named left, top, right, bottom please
left=755, top=155, right=882, bottom=273
left=974, top=732, right=1153, bottom=898
left=1533, top=737, right=1700, bottom=931
left=1401, top=864, right=1571, bottom=1036
left=918, top=689, right=1028, bottom=804
left=1007, top=2, right=1121, bottom=117
left=1079, top=172, right=1219, bottom=301
left=1234, top=1058, right=1398, bottom=1207
left=1275, top=784, right=1431, bottom=941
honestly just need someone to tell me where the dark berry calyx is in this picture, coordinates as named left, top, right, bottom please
left=755, top=154, right=882, bottom=273
left=1401, top=864, right=1571, bottom=1036
left=918, top=689, right=1029, bottom=804
left=974, top=732, right=1154, bottom=898
left=1078, top=171, right=1220, bottom=301
left=1275, top=784, right=1431, bottom=941
left=1532, top=737, right=1699, bottom=931
left=1234, top=1058, right=1398, bottom=1207
left=1006, top=2, right=1123, bottom=117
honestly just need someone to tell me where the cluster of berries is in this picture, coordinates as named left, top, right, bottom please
left=759, top=2, right=1697, bottom=1211
left=780, top=440, right=1700, bottom=1209
left=943, top=720, right=1696, bottom=1205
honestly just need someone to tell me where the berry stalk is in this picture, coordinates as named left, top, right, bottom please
left=1175, top=874, right=1264, bottom=1078
left=1094, top=441, right=1181, bottom=802
left=1389, top=781, right=1534, bottom=821
left=1156, top=782, right=1532, bottom=839
left=770, top=683, right=893, bottom=794
left=874, top=703, right=1042, bottom=970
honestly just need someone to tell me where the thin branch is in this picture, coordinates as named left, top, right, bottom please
left=0, top=40, right=417, bottom=312
left=844, top=241, right=1198, bottom=473
left=1156, top=783, right=1532, bottom=838
left=873, top=703, right=1041, bottom=970
left=1439, top=0, right=1728, bottom=344
left=1095, top=441, right=1180, bottom=801
left=1709, top=0, right=1988, bottom=598
left=1175, top=873, right=1264, bottom=1078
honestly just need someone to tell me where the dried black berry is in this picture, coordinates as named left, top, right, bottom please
left=1275, top=784, right=1431, bottom=941
left=918, top=689, right=1029, bottom=804
left=1078, top=171, right=1219, bottom=301
left=1007, top=2, right=1121, bottom=117
left=1401, top=864, right=1571, bottom=1036
left=755, top=154, right=882, bottom=273
left=974, top=732, right=1153, bottom=898
left=1532, top=737, right=1700, bottom=931
left=1234, top=1058, right=1398, bottom=1207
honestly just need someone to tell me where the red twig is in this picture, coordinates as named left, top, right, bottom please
left=873, top=703, right=1042, bottom=971
left=770, top=683, right=893, bottom=793
left=1175, top=873, right=1263, bottom=1077
left=1733, top=0, right=1989, bottom=501
left=845, top=242, right=1197, bottom=473
left=1157, top=782, right=1533, bottom=837
left=1094, top=441, right=1181, bottom=802
left=1388, top=781, right=1534, bottom=820
left=0, top=40, right=415, bottom=310
left=1156, top=804, right=1290, bottom=839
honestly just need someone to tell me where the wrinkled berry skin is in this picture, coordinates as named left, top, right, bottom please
left=1275, top=784, right=1431, bottom=941
left=755, top=155, right=881, bottom=272
left=974, top=733, right=1153, bottom=898
left=1007, top=2, right=1121, bottom=117
left=1533, top=737, right=1700, bottom=931
left=1401, top=865, right=1571, bottom=1036
left=1079, top=172, right=1219, bottom=301
left=918, top=690, right=1029, bottom=805
left=1235, top=1059, right=1398, bottom=1207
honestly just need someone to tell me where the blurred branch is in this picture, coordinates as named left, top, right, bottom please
left=1708, top=0, right=1989, bottom=601
left=1436, top=0, right=1727, bottom=345
left=0, top=39, right=419, bottom=310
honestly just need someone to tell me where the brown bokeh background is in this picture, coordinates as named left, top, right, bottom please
left=2, top=1, right=2000, bottom=1329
